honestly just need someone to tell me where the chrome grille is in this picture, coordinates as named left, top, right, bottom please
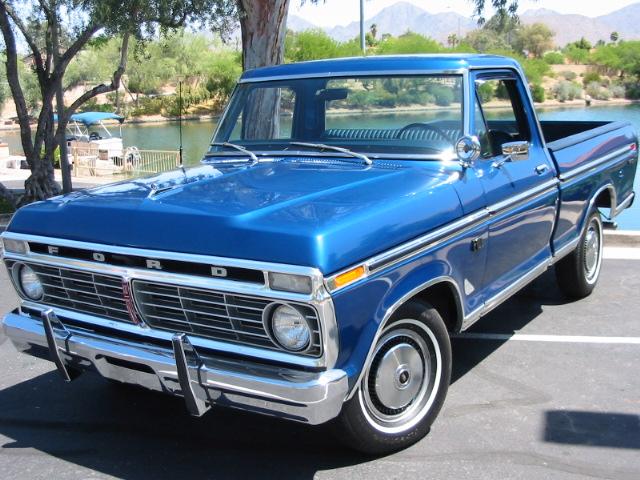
left=133, top=280, right=322, bottom=356
left=10, top=261, right=132, bottom=323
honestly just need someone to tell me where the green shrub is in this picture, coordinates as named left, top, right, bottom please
left=543, top=52, right=565, bottom=64
left=610, top=85, right=626, bottom=98
left=585, top=81, right=611, bottom=100
left=0, top=197, right=15, bottom=214
left=376, top=32, right=442, bottom=55
left=624, top=81, right=640, bottom=99
left=204, top=54, right=242, bottom=99
left=477, top=82, right=495, bottom=102
left=428, top=85, right=454, bottom=106
left=521, top=58, right=551, bottom=84
left=531, top=83, right=546, bottom=103
left=553, top=81, right=582, bottom=101
left=130, top=96, right=165, bottom=116
left=582, top=71, right=602, bottom=87
left=78, top=99, right=115, bottom=113
left=559, top=70, right=577, bottom=81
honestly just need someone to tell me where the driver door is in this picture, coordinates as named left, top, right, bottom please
left=471, top=70, right=558, bottom=300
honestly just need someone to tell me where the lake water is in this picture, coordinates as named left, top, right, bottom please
left=2, top=104, right=639, bottom=229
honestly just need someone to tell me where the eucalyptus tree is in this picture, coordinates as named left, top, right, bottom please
left=0, top=0, right=235, bottom=204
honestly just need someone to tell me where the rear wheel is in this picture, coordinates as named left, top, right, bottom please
left=335, top=300, right=451, bottom=455
left=555, top=210, right=604, bottom=298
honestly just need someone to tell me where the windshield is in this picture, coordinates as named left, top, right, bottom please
left=211, top=75, right=463, bottom=157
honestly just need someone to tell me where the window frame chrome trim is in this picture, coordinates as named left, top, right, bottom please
left=238, top=68, right=467, bottom=84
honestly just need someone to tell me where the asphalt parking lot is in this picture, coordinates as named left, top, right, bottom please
left=0, top=254, right=638, bottom=480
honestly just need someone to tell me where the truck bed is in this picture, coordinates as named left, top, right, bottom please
left=542, top=119, right=637, bottom=255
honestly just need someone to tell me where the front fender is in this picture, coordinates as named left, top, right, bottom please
left=330, top=219, right=486, bottom=392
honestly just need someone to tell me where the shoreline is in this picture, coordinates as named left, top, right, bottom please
left=1, top=98, right=638, bottom=132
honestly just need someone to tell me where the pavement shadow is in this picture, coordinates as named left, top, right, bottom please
left=0, top=267, right=578, bottom=477
left=451, top=267, right=570, bottom=383
left=543, top=410, right=640, bottom=449
left=0, top=371, right=369, bottom=479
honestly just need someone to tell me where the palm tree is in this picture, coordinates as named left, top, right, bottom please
left=370, top=23, right=378, bottom=40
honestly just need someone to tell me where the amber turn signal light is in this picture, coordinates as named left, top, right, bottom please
left=331, top=265, right=366, bottom=290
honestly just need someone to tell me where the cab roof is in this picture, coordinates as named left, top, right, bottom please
left=239, top=54, right=521, bottom=83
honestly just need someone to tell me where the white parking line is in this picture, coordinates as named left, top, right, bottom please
left=603, top=247, right=640, bottom=260
left=453, top=333, right=640, bottom=344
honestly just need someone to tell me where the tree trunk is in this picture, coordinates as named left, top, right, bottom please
left=21, top=112, right=61, bottom=205
left=22, top=155, right=60, bottom=205
left=238, top=0, right=290, bottom=70
left=238, top=0, right=289, bottom=139
left=52, top=12, right=72, bottom=194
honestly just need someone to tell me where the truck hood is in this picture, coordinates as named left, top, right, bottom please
left=8, top=159, right=464, bottom=274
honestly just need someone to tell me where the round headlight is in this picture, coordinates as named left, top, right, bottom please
left=269, top=304, right=311, bottom=352
left=18, top=265, right=44, bottom=300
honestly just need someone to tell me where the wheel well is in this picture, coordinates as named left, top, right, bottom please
left=410, top=282, right=461, bottom=333
left=594, top=187, right=613, bottom=209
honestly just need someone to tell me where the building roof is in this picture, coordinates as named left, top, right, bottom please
left=240, top=54, right=521, bottom=82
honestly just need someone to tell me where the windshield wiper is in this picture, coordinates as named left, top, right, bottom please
left=289, top=142, right=372, bottom=166
left=208, top=142, right=259, bottom=164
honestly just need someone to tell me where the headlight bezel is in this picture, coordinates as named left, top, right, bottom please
left=11, top=262, right=44, bottom=301
left=263, top=302, right=313, bottom=353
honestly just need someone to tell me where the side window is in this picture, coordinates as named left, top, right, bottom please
left=475, top=77, right=531, bottom=156
left=229, top=87, right=296, bottom=141
left=473, top=94, right=492, bottom=158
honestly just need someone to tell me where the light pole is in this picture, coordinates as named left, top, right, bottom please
left=177, top=76, right=184, bottom=166
left=360, top=0, right=366, bottom=55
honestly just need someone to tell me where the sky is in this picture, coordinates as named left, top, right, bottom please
left=290, top=0, right=640, bottom=27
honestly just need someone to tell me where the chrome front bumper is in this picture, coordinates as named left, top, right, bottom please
left=0, top=308, right=348, bottom=425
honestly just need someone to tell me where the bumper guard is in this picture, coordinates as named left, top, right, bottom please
left=1, top=308, right=348, bottom=425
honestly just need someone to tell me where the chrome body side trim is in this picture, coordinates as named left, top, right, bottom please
left=462, top=256, right=551, bottom=330
left=613, top=191, right=635, bottom=218
left=553, top=237, right=581, bottom=262
left=328, top=178, right=559, bottom=289
left=1, top=309, right=348, bottom=425
left=588, top=183, right=617, bottom=222
left=558, top=145, right=633, bottom=182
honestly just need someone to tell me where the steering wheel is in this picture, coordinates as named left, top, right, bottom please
left=89, top=132, right=101, bottom=140
left=395, top=123, right=456, bottom=145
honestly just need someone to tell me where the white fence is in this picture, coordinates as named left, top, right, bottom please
left=70, top=145, right=180, bottom=179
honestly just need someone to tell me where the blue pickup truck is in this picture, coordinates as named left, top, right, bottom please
left=1, top=55, right=637, bottom=453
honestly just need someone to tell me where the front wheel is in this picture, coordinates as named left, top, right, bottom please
left=555, top=210, right=604, bottom=299
left=334, top=300, right=451, bottom=455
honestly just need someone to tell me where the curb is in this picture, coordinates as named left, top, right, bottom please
left=603, top=230, right=640, bottom=248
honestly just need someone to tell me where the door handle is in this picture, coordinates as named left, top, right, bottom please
left=535, top=164, right=549, bottom=175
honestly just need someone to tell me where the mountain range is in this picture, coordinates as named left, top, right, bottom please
left=287, top=2, right=640, bottom=47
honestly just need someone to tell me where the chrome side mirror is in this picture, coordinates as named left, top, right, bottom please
left=455, top=136, right=481, bottom=168
left=493, top=141, right=530, bottom=168
left=502, top=141, right=529, bottom=161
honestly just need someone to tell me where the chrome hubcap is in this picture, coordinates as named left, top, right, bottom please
left=374, top=343, right=425, bottom=410
left=359, top=321, right=442, bottom=434
left=583, top=221, right=601, bottom=282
